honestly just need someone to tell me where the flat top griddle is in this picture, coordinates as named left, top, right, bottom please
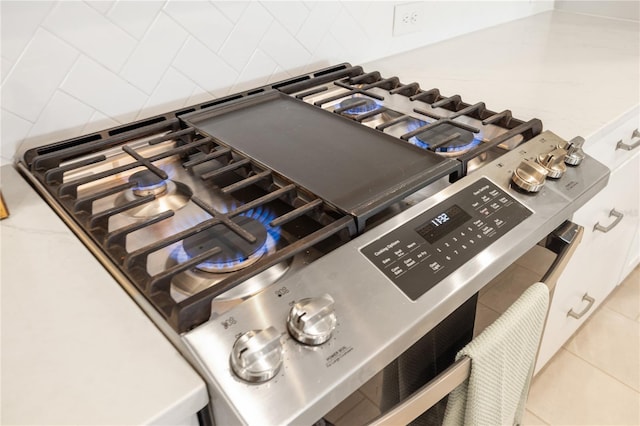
left=184, top=91, right=461, bottom=229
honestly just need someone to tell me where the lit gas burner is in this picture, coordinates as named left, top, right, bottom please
left=169, top=207, right=291, bottom=303
left=185, top=216, right=268, bottom=273
left=130, top=170, right=168, bottom=196
left=115, top=169, right=192, bottom=217
left=409, top=122, right=482, bottom=157
left=337, top=97, right=382, bottom=117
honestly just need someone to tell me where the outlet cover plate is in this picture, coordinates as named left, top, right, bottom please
left=393, top=2, right=424, bottom=36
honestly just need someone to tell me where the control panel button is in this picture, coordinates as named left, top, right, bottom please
left=287, top=294, right=337, bottom=346
left=230, top=326, right=283, bottom=383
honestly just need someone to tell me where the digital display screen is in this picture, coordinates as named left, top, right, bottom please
left=416, top=204, right=471, bottom=244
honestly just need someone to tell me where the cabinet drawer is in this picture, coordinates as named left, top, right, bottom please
left=536, top=151, right=640, bottom=373
left=573, top=151, right=639, bottom=258
left=584, top=108, right=640, bottom=170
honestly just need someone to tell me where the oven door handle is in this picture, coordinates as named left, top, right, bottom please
left=367, top=357, right=471, bottom=426
left=541, top=221, right=584, bottom=293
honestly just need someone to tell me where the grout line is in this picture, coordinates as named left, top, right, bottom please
left=523, top=406, right=551, bottom=426
left=524, top=407, right=552, bottom=426
left=333, top=395, right=379, bottom=426
left=211, top=1, right=250, bottom=25
left=476, top=301, right=501, bottom=316
left=599, top=270, right=640, bottom=321
left=601, top=303, right=640, bottom=323
left=561, top=327, right=640, bottom=394
left=160, top=2, right=237, bottom=72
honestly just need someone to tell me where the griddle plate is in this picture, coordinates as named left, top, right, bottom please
left=184, top=91, right=461, bottom=226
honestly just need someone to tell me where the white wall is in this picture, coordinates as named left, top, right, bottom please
left=0, top=1, right=553, bottom=166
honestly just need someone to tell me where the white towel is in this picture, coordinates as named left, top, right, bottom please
left=443, top=282, right=549, bottom=426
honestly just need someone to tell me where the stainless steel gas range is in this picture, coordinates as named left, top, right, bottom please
left=16, top=63, right=609, bottom=425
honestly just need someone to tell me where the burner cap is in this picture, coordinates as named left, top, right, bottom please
left=116, top=171, right=191, bottom=217
left=183, top=216, right=268, bottom=273
left=130, top=170, right=167, bottom=196
left=338, top=97, right=381, bottom=117
left=411, top=123, right=481, bottom=156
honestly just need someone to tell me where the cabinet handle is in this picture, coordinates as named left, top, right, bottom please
left=567, top=293, right=596, bottom=319
left=593, top=208, right=623, bottom=233
left=616, top=129, right=640, bottom=151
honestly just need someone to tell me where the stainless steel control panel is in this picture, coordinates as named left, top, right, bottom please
left=361, top=178, right=532, bottom=299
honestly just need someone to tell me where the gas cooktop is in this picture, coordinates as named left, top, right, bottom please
left=19, top=63, right=544, bottom=333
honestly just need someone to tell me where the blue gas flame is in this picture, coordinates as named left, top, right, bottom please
left=338, top=97, right=382, bottom=116
left=133, top=179, right=167, bottom=193
left=173, top=205, right=281, bottom=272
left=406, top=119, right=482, bottom=153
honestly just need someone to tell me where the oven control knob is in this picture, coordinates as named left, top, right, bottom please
left=559, top=136, right=586, bottom=166
left=287, top=294, right=337, bottom=346
left=536, top=147, right=568, bottom=179
left=229, top=326, right=283, bottom=383
left=512, top=159, right=548, bottom=192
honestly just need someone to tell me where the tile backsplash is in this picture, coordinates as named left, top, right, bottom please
left=0, top=1, right=553, bottom=165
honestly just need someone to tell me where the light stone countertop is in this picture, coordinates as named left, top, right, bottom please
left=365, top=10, right=639, bottom=142
left=0, top=164, right=208, bottom=424
left=1, top=9, right=638, bottom=426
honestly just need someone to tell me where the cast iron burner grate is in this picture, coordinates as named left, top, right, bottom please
left=24, top=117, right=356, bottom=332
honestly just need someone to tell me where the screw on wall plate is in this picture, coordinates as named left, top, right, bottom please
left=393, top=2, right=424, bottom=36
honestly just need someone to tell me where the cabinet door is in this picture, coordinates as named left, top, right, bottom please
left=536, top=151, right=640, bottom=374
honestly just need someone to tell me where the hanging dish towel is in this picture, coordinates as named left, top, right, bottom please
left=443, top=282, right=549, bottom=426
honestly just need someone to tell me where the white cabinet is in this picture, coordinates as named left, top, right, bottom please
left=536, top=110, right=640, bottom=374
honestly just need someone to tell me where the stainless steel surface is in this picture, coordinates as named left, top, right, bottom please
left=616, top=129, right=640, bottom=151
left=537, top=146, right=568, bottom=178
left=287, top=294, right=337, bottom=346
left=567, top=293, right=596, bottom=319
left=115, top=180, right=191, bottom=218
left=511, top=158, right=549, bottom=192
left=171, top=252, right=291, bottom=303
left=182, top=131, right=610, bottom=425
left=368, top=357, right=471, bottom=426
left=593, top=208, right=624, bottom=233
left=229, top=326, right=284, bottom=383
left=561, top=136, right=586, bottom=166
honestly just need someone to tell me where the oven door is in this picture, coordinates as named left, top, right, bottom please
left=324, top=221, right=583, bottom=426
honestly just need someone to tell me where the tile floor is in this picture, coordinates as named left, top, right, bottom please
left=324, top=248, right=639, bottom=425
left=524, top=265, right=640, bottom=426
